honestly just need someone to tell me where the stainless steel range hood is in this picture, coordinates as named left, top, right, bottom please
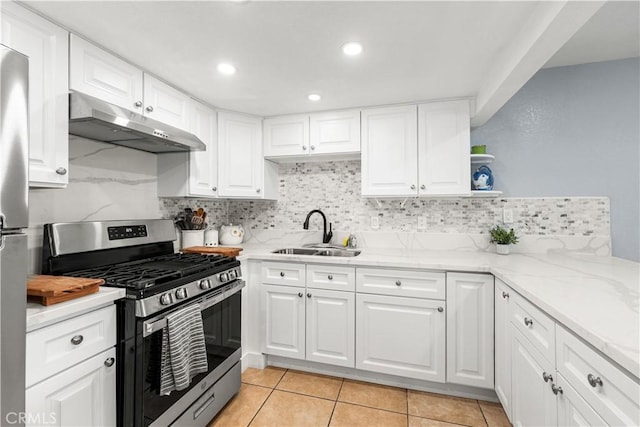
left=69, top=93, right=205, bottom=153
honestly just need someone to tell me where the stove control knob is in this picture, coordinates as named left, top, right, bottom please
left=199, top=279, right=211, bottom=290
left=219, top=273, right=229, bottom=282
left=228, top=270, right=236, bottom=279
left=160, top=293, right=173, bottom=305
left=175, top=288, right=188, bottom=300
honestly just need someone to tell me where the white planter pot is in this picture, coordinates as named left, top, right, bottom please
left=496, top=244, right=510, bottom=255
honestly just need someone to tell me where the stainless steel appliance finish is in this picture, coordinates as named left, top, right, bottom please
left=0, top=44, right=28, bottom=425
left=69, top=92, right=205, bottom=153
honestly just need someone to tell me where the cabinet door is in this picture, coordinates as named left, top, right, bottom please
left=143, top=74, right=191, bottom=131
left=418, top=100, right=470, bottom=196
left=261, top=284, right=305, bottom=360
left=356, top=293, right=445, bottom=382
left=306, top=289, right=355, bottom=368
left=26, top=347, right=116, bottom=427
left=309, top=110, right=360, bottom=155
left=188, top=100, right=218, bottom=197
left=361, top=105, right=418, bottom=196
left=218, top=112, right=264, bottom=198
left=1, top=2, right=69, bottom=188
left=263, top=115, right=309, bottom=157
left=511, top=327, right=557, bottom=427
left=556, top=375, right=607, bottom=427
left=494, top=279, right=513, bottom=421
left=69, top=34, right=144, bottom=113
left=446, top=273, right=494, bottom=389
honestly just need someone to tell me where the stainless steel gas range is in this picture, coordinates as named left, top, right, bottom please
left=41, top=219, right=243, bottom=426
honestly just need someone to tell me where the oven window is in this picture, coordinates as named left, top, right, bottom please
left=142, top=290, right=241, bottom=425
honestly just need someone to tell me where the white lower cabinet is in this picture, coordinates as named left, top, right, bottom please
left=261, top=284, right=306, bottom=359
left=511, top=327, right=558, bottom=427
left=556, top=375, right=607, bottom=426
left=355, top=293, right=445, bottom=382
left=446, top=273, right=494, bottom=389
left=26, top=347, right=116, bottom=427
left=494, top=279, right=513, bottom=420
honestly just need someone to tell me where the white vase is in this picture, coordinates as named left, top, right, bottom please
left=496, top=244, right=510, bottom=255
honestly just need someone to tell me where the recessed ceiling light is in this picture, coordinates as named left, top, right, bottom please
left=342, top=42, right=363, bottom=56
left=308, top=94, right=321, bottom=102
left=217, top=63, right=236, bottom=75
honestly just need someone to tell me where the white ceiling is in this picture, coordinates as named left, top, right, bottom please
left=22, top=1, right=640, bottom=119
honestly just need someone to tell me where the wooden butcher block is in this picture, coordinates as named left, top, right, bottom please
left=27, top=275, right=104, bottom=306
left=182, top=246, right=243, bottom=257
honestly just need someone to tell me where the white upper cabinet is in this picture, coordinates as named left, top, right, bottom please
left=263, top=115, right=309, bottom=157
left=70, top=35, right=191, bottom=131
left=418, top=100, right=470, bottom=196
left=1, top=2, right=69, bottom=188
left=157, top=99, right=217, bottom=198
left=218, top=112, right=277, bottom=199
left=309, top=110, right=360, bottom=155
left=69, top=34, right=143, bottom=113
left=361, top=105, right=418, bottom=197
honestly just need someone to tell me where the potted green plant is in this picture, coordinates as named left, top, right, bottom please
left=489, top=225, right=519, bottom=255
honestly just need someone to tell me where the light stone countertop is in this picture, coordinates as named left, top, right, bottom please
left=26, top=287, right=126, bottom=332
left=237, top=245, right=640, bottom=379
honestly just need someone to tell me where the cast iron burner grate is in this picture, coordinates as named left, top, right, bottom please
left=64, top=253, right=233, bottom=289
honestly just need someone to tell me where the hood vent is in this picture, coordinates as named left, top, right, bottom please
left=69, top=93, right=205, bottom=153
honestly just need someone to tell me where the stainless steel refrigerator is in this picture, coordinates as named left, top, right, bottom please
left=0, top=44, right=28, bottom=424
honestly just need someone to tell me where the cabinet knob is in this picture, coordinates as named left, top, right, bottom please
left=256, top=188, right=261, bottom=193
left=134, top=101, right=143, bottom=108
left=310, top=145, right=316, bottom=150
left=280, top=272, right=285, bottom=277
left=298, top=292, right=303, bottom=298
left=551, top=384, right=563, bottom=395
left=306, top=293, right=311, bottom=298
left=302, top=146, right=307, bottom=151
left=410, top=185, right=416, bottom=190
left=437, top=307, right=444, bottom=313
left=502, top=291, right=510, bottom=299
left=542, top=372, right=553, bottom=383
left=328, top=275, right=333, bottom=280
left=395, top=280, right=401, bottom=286
left=524, top=317, right=533, bottom=327
left=70, top=335, right=84, bottom=345
left=146, top=105, right=154, bottom=112
left=104, top=357, right=115, bottom=367
left=56, top=167, right=67, bottom=176
left=587, top=374, right=603, bottom=388
left=420, top=185, right=426, bottom=190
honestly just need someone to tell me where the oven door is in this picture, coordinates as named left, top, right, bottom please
left=139, top=280, right=243, bottom=426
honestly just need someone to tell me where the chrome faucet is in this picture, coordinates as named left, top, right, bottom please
left=303, top=209, right=333, bottom=244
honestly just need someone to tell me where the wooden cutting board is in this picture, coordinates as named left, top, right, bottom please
left=27, top=275, right=104, bottom=306
left=182, top=246, right=243, bottom=257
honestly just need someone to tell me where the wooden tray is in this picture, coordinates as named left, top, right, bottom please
left=27, top=275, right=104, bottom=306
left=182, top=246, right=243, bottom=257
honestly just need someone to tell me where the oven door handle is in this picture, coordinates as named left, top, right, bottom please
left=143, top=279, right=245, bottom=337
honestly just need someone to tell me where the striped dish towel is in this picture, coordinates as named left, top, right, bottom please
left=159, top=304, right=209, bottom=395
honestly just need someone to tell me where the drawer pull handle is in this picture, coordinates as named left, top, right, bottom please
left=437, top=307, right=444, bottom=313
left=551, top=384, right=563, bottom=395
left=524, top=317, right=533, bottom=327
left=502, top=291, right=509, bottom=299
left=328, top=275, right=333, bottom=280
left=70, top=335, right=84, bottom=345
left=395, top=280, right=401, bottom=286
left=587, top=374, right=603, bottom=388
left=297, top=292, right=303, bottom=298
left=104, top=357, right=115, bottom=367
left=542, top=372, right=553, bottom=383
left=307, top=293, right=312, bottom=298
left=280, top=272, right=285, bottom=277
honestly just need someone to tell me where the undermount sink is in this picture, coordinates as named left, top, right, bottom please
left=272, top=247, right=361, bottom=257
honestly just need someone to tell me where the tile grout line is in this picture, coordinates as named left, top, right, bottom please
left=326, top=378, right=345, bottom=427
left=477, top=399, right=490, bottom=427
left=245, top=368, right=288, bottom=427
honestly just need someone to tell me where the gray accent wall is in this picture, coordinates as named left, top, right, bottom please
left=472, top=58, right=640, bottom=261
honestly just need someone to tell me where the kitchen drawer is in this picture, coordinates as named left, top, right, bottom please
left=26, top=305, right=116, bottom=387
left=356, top=268, right=445, bottom=299
left=556, top=326, right=640, bottom=426
left=306, top=264, right=355, bottom=291
left=510, top=291, right=555, bottom=364
left=261, top=262, right=305, bottom=287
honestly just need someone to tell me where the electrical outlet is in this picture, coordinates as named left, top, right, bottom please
left=503, top=208, right=514, bottom=224
left=417, top=216, right=427, bottom=231
left=370, top=216, right=380, bottom=230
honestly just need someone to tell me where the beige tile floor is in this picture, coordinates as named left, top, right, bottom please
left=208, top=367, right=511, bottom=427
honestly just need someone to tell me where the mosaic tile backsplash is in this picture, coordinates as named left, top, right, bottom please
left=160, top=160, right=610, bottom=253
